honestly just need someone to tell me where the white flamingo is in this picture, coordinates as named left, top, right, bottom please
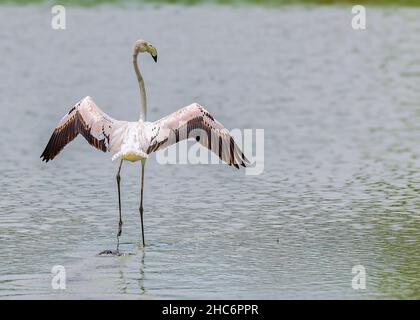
left=41, top=39, right=249, bottom=250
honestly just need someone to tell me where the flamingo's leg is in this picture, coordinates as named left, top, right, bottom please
left=139, top=159, right=146, bottom=247
left=116, top=159, right=124, bottom=250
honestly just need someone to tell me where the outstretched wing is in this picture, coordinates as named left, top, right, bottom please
left=41, top=96, right=115, bottom=162
left=146, top=103, right=249, bottom=168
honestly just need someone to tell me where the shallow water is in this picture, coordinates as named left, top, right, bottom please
left=0, top=4, right=419, bottom=299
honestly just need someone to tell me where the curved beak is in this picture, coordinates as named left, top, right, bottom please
left=152, top=55, right=157, bottom=63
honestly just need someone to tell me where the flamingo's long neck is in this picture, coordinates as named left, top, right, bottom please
left=133, top=53, right=147, bottom=121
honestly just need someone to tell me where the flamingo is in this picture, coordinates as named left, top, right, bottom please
left=40, top=39, right=249, bottom=250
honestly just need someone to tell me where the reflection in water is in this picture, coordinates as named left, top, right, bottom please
left=115, top=245, right=146, bottom=296
left=0, top=5, right=419, bottom=298
left=138, top=249, right=146, bottom=296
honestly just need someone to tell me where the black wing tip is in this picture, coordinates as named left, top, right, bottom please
left=229, top=151, right=250, bottom=170
left=232, top=150, right=250, bottom=169
left=40, top=153, right=51, bottom=162
left=232, top=160, right=248, bottom=169
left=40, top=139, right=59, bottom=162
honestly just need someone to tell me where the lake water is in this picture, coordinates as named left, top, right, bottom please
left=0, top=4, right=419, bottom=299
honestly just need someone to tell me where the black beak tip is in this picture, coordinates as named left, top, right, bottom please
left=153, top=55, right=157, bottom=63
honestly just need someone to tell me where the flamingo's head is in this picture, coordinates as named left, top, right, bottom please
left=133, top=39, right=158, bottom=63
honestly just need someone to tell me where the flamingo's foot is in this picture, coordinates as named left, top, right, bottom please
left=98, top=249, right=121, bottom=256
